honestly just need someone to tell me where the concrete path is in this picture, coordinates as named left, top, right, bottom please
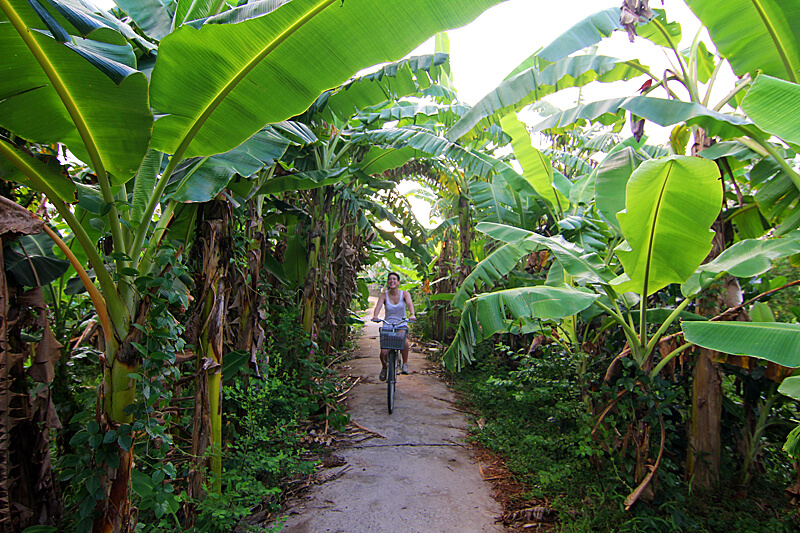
left=278, top=306, right=503, bottom=533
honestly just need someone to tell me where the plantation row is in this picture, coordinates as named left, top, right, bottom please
left=2, top=0, right=800, bottom=531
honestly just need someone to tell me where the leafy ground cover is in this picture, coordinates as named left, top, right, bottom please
left=446, top=341, right=800, bottom=532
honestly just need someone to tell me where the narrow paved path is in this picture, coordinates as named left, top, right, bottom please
left=279, top=304, right=503, bottom=532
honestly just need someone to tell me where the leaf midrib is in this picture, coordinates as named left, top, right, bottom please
left=170, top=0, right=339, bottom=163
left=750, top=0, right=798, bottom=83
left=642, top=161, right=673, bottom=297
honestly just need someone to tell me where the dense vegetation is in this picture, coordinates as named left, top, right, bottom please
left=2, top=0, right=800, bottom=531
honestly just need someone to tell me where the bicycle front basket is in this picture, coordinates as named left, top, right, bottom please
left=379, top=328, right=407, bottom=350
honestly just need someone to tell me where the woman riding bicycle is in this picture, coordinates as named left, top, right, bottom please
left=371, top=272, right=416, bottom=381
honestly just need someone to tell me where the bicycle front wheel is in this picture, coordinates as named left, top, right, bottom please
left=387, top=349, right=397, bottom=414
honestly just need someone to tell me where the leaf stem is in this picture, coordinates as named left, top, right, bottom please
left=0, top=140, right=129, bottom=338
left=644, top=296, right=692, bottom=355
left=594, top=298, right=639, bottom=348
left=650, top=342, right=693, bottom=379
left=44, top=225, right=113, bottom=346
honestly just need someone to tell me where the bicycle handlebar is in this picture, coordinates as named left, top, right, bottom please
left=371, top=317, right=415, bottom=327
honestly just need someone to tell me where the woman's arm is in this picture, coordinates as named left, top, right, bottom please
left=372, top=292, right=386, bottom=320
left=404, top=290, right=416, bottom=320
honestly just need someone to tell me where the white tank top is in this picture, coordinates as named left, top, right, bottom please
left=384, top=289, right=406, bottom=322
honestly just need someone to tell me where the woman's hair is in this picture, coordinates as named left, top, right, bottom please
left=387, top=272, right=400, bottom=282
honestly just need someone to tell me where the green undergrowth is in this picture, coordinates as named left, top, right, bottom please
left=447, top=341, right=800, bottom=533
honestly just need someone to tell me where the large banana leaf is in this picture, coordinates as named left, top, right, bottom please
left=530, top=8, right=622, bottom=65
left=469, top=179, right=520, bottom=226
left=748, top=158, right=800, bottom=236
left=569, top=172, right=596, bottom=207
left=149, top=0, right=504, bottom=159
left=682, top=321, right=800, bottom=368
left=34, top=0, right=134, bottom=45
left=256, top=168, right=347, bottom=195
left=351, top=126, right=495, bottom=179
left=356, top=102, right=469, bottom=128
left=533, top=96, right=754, bottom=140
left=447, top=55, right=647, bottom=142
left=444, top=285, right=599, bottom=370
left=310, top=53, right=452, bottom=122
left=0, top=0, right=152, bottom=182
left=469, top=164, right=546, bottom=230
left=452, top=240, right=539, bottom=308
left=165, top=126, right=291, bottom=202
left=501, top=113, right=567, bottom=210
left=742, top=74, right=800, bottom=145
left=613, top=156, right=722, bottom=296
left=594, top=146, right=648, bottom=232
left=779, top=376, right=800, bottom=400
left=477, top=222, right=615, bottom=284
left=516, top=8, right=676, bottom=69
left=352, top=146, right=417, bottom=176
left=681, top=231, right=800, bottom=297
left=686, top=0, right=800, bottom=83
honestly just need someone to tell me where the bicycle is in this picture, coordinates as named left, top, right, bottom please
left=373, top=318, right=412, bottom=414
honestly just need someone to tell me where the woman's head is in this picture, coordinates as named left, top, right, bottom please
left=387, top=272, right=400, bottom=283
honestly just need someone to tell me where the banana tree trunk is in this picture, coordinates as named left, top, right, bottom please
left=237, top=201, right=266, bottom=374
left=0, top=240, right=64, bottom=532
left=302, top=223, right=322, bottom=341
left=187, top=203, right=230, bottom=505
left=433, top=237, right=454, bottom=343
left=686, top=206, right=725, bottom=488
left=457, top=194, right=473, bottom=285
left=94, top=314, right=142, bottom=533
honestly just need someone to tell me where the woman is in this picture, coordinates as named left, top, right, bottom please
left=372, top=272, right=416, bottom=381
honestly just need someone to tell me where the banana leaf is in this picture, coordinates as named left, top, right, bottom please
left=0, top=0, right=152, bottom=182
left=0, top=141, right=77, bottom=202
left=594, top=146, right=648, bottom=232
left=478, top=222, right=615, bottom=285
left=682, top=321, right=800, bottom=368
left=779, top=375, right=800, bottom=400
left=311, top=53, right=452, bottom=122
left=38, top=0, right=133, bottom=44
left=353, top=146, right=418, bottom=176
left=4, top=231, right=70, bottom=286
left=742, top=74, right=800, bottom=146
left=686, top=0, right=800, bottom=83
left=448, top=55, right=648, bottom=142
left=613, top=156, right=722, bottom=296
left=129, top=149, right=162, bottom=229
left=444, top=285, right=599, bottom=370
left=681, top=231, right=800, bottom=297
left=112, top=0, right=172, bottom=40
left=533, top=96, right=755, bottom=141
left=351, top=126, right=495, bottom=179
left=569, top=172, right=596, bottom=207
left=356, top=102, right=469, bottom=128
left=166, top=126, right=291, bottom=202
left=150, top=0, right=504, bottom=159
left=452, top=240, right=539, bottom=309
left=501, top=113, right=567, bottom=211
left=529, top=8, right=622, bottom=65
left=256, top=168, right=347, bottom=196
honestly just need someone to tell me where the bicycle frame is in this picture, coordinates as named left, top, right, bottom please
left=374, top=318, right=410, bottom=414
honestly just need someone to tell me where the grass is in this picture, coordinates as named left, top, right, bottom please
left=446, top=341, right=800, bottom=532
